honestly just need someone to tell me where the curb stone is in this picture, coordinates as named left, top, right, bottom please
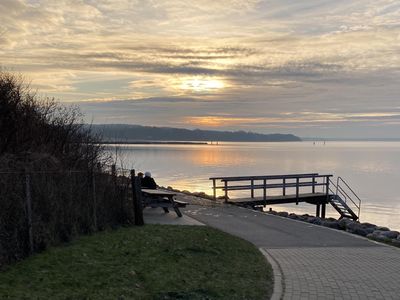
left=259, top=248, right=284, bottom=300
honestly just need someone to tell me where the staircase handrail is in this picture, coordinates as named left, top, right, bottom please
left=337, top=177, right=361, bottom=203
left=330, top=177, right=361, bottom=220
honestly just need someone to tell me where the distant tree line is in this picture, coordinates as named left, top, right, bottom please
left=90, top=124, right=301, bottom=142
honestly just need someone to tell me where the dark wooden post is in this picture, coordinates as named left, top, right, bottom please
left=131, top=169, right=144, bottom=225
left=263, top=179, right=266, bottom=200
left=212, top=179, right=216, bottom=200
left=224, top=180, right=228, bottom=203
left=25, top=173, right=34, bottom=254
left=111, top=164, right=116, bottom=177
left=296, top=177, right=299, bottom=205
left=316, top=204, right=320, bottom=217
left=92, top=170, right=97, bottom=229
left=321, top=203, right=326, bottom=219
left=251, top=179, right=254, bottom=198
left=283, top=178, right=286, bottom=196
left=322, top=175, right=329, bottom=219
left=326, top=176, right=330, bottom=196
left=312, top=175, right=315, bottom=194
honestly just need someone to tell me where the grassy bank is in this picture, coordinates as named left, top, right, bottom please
left=0, top=225, right=273, bottom=299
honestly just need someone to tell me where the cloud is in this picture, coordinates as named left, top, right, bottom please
left=1, top=0, right=400, bottom=137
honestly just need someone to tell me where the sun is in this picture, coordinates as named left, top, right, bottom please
left=180, top=77, right=224, bottom=92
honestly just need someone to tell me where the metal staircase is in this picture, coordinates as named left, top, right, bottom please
left=328, top=177, right=361, bottom=221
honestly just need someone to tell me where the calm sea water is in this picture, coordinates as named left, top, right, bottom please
left=107, top=141, right=400, bottom=230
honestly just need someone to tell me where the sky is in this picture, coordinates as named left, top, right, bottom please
left=1, top=0, right=400, bottom=138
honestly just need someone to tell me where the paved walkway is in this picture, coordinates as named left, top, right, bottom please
left=143, top=207, right=204, bottom=226
left=181, top=203, right=400, bottom=300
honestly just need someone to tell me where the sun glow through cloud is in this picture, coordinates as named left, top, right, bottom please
left=180, top=77, right=225, bottom=93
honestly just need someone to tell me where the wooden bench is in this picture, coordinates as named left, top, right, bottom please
left=173, top=200, right=188, bottom=207
left=141, top=189, right=185, bottom=217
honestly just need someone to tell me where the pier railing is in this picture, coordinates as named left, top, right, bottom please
left=210, top=173, right=333, bottom=202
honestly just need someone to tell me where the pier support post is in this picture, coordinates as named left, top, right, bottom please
left=224, top=181, right=228, bottom=203
left=263, top=179, right=266, bottom=200
left=321, top=203, right=326, bottom=219
left=316, top=204, right=320, bottom=218
left=251, top=179, right=254, bottom=198
left=212, top=179, right=216, bottom=200
left=283, top=178, right=286, bottom=196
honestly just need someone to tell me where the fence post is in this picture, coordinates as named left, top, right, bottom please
left=25, top=173, right=34, bottom=254
left=92, top=170, right=97, bottom=229
left=296, top=177, right=299, bottom=205
left=111, top=164, right=116, bottom=177
left=251, top=179, right=254, bottom=198
left=131, top=170, right=144, bottom=225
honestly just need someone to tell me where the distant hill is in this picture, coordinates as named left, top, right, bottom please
left=89, top=124, right=301, bottom=142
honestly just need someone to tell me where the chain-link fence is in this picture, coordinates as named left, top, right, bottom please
left=0, top=167, right=133, bottom=267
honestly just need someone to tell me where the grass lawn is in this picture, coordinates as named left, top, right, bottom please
left=0, top=225, right=273, bottom=299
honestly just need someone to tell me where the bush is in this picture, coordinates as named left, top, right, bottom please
left=0, top=72, right=133, bottom=267
left=0, top=72, right=103, bottom=169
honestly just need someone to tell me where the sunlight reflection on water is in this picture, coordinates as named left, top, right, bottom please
left=107, top=141, right=400, bottom=230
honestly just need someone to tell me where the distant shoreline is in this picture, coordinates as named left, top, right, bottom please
left=101, top=141, right=208, bottom=145
left=89, top=124, right=301, bottom=142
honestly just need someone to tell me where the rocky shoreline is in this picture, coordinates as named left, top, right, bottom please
left=266, top=210, right=400, bottom=248
left=163, top=186, right=400, bottom=248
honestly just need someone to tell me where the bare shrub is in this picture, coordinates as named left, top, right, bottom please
left=0, top=72, right=133, bottom=267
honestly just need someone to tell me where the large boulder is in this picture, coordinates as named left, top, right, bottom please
left=345, top=221, right=359, bottom=233
left=360, top=222, right=377, bottom=229
left=298, top=214, right=310, bottom=222
left=367, top=231, right=392, bottom=243
left=277, top=211, right=289, bottom=218
left=375, top=226, right=390, bottom=231
left=363, top=226, right=377, bottom=235
left=345, top=222, right=371, bottom=236
left=380, top=231, right=399, bottom=239
left=288, top=213, right=299, bottom=220
left=352, top=226, right=369, bottom=237
left=338, top=218, right=354, bottom=230
left=391, top=239, right=400, bottom=247
left=307, top=216, right=322, bottom=225
left=367, top=230, right=398, bottom=242
left=322, top=220, right=340, bottom=230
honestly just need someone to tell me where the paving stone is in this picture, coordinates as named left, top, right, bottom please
left=265, top=247, right=400, bottom=300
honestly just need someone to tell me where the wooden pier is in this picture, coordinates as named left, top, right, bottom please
left=210, top=173, right=361, bottom=220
